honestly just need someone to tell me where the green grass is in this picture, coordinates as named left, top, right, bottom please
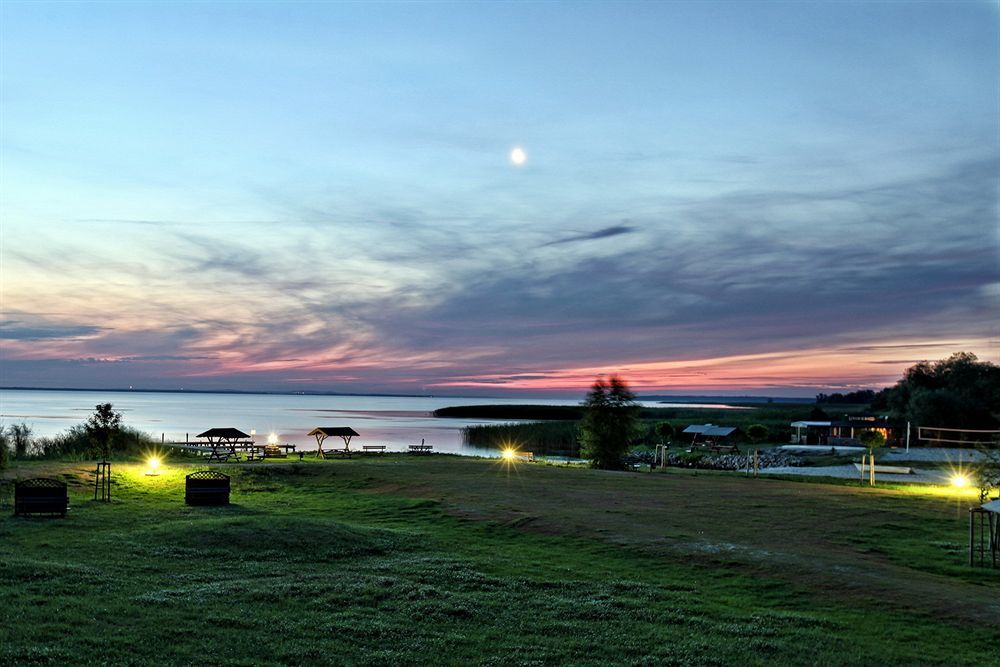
left=1, top=457, right=996, bottom=665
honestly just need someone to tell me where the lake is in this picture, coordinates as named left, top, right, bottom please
left=0, top=389, right=740, bottom=456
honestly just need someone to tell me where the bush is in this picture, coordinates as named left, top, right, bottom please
left=0, top=426, right=8, bottom=470
left=10, top=423, right=32, bottom=458
left=26, top=424, right=156, bottom=460
left=655, top=422, right=675, bottom=443
left=747, top=424, right=770, bottom=444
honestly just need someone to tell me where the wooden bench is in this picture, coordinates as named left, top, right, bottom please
left=185, top=471, right=231, bottom=506
left=14, top=478, right=69, bottom=517
left=362, top=445, right=386, bottom=455
left=409, top=444, right=434, bottom=455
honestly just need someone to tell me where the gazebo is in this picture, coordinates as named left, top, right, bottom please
left=196, top=428, right=254, bottom=462
left=307, top=427, right=359, bottom=459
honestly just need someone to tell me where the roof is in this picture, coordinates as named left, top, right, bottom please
left=683, top=424, right=737, bottom=437
left=307, top=427, right=360, bottom=437
left=982, top=499, right=1000, bottom=514
left=196, top=428, right=250, bottom=439
left=791, top=421, right=833, bottom=428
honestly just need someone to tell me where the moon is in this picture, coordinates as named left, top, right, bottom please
left=510, top=146, right=527, bottom=166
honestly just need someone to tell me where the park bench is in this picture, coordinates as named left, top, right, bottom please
left=14, top=478, right=69, bottom=517
left=409, top=444, right=433, bottom=455
left=362, top=445, right=386, bottom=455
left=185, top=470, right=231, bottom=506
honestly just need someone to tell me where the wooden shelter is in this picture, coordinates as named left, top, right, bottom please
left=196, top=428, right=254, bottom=462
left=307, top=427, right=359, bottom=459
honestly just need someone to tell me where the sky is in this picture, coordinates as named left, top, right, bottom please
left=1, top=1, right=997, bottom=397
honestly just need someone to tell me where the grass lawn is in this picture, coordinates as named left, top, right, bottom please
left=1, top=456, right=996, bottom=666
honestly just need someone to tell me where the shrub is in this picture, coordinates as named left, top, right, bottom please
left=747, top=424, right=770, bottom=444
left=0, top=426, right=8, bottom=470
left=655, top=422, right=675, bottom=443
left=10, top=423, right=32, bottom=459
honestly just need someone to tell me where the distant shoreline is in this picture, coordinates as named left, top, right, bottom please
left=0, top=386, right=815, bottom=403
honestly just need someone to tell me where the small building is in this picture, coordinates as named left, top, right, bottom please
left=682, top=424, right=739, bottom=445
left=790, top=415, right=904, bottom=446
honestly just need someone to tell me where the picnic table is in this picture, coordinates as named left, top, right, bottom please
left=409, top=444, right=434, bottom=455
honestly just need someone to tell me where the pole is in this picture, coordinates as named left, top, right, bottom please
left=905, top=421, right=910, bottom=453
left=970, top=509, right=975, bottom=567
left=870, top=454, right=875, bottom=486
left=860, top=454, right=865, bottom=485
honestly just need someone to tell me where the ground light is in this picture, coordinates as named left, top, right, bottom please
left=501, top=448, right=517, bottom=461
left=950, top=474, right=969, bottom=489
left=145, top=456, right=161, bottom=476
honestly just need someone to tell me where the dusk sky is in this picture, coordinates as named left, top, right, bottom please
left=1, top=1, right=997, bottom=397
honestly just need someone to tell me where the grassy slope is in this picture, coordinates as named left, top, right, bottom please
left=1, top=457, right=996, bottom=666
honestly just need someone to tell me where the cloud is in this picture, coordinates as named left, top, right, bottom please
left=541, top=224, right=638, bottom=247
left=2, top=149, right=996, bottom=394
left=0, top=320, right=106, bottom=340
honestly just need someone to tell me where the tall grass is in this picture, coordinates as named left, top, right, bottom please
left=463, top=421, right=580, bottom=456
left=28, top=424, right=159, bottom=460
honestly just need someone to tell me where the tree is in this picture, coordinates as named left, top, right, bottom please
left=881, top=353, right=1000, bottom=429
left=10, top=423, right=32, bottom=459
left=808, top=406, right=830, bottom=421
left=858, top=429, right=885, bottom=454
left=579, top=375, right=642, bottom=470
left=973, top=444, right=1000, bottom=503
left=655, top=421, right=674, bottom=443
left=746, top=423, right=770, bottom=445
left=85, top=403, right=123, bottom=461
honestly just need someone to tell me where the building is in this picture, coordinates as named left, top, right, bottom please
left=790, top=415, right=904, bottom=446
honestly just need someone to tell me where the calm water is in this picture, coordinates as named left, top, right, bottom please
left=0, top=389, right=735, bottom=456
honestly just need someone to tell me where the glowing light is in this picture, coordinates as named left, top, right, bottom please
left=510, top=147, right=527, bottom=166
left=951, top=474, right=969, bottom=489
left=502, top=448, right=517, bottom=461
left=267, top=432, right=279, bottom=445
left=145, top=455, right=161, bottom=476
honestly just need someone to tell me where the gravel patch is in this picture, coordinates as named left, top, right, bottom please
left=760, top=464, right=951, bottom=484
left=882, top=447, right=990, bottom=463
